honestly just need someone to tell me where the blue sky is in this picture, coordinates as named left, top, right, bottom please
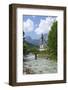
left=23, top=15, right=57, bottom=39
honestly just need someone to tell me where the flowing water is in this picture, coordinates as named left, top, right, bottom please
left=23, top=54, right=57, bottom=74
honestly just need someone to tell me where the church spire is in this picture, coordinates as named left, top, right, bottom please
left=41, top=34, right=44, bottom=45
left=39, top=34, right=44, bottom=51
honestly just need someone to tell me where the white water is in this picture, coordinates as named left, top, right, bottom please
left=23, top=54, right=57, bottom=74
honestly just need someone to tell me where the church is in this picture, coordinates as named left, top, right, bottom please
left=39, top=34, right=47, bottom=51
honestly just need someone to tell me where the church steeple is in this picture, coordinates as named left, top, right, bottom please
left=41, top=34, right=44, bottom=45
left=39, top=34, right=44, bottom=51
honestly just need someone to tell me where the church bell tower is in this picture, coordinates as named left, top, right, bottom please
left=39, top=34, right=44, bottom=51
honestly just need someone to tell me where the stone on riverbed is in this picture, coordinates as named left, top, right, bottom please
left=23, top=57, right=57, bottom=74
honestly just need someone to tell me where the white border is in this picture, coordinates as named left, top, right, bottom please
left=16, top=8, right=64, bottom=82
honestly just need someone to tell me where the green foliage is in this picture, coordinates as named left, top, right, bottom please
left=30, top=47, right=39, bottom=54
left=23, top=40, right=39, bottom=55
left=48, top=21, right=57, bottom=60
left=23, top=43, right=30, bottom=55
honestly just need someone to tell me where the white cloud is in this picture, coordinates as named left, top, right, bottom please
left=35, top=17, right=56, bottom=35
left=24, top=19, right=34, bottom=32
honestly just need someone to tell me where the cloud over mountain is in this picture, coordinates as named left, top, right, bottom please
left=35, top=17, right=56, bottom=34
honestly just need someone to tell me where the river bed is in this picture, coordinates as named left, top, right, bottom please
left=23, top=54, right=57, bottom=74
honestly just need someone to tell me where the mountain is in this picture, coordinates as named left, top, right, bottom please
left=25, top=36, right=40, bottom=46
left=24, top=40, right=38, bottom=48
left=25, top=34, right=48, bottom=46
